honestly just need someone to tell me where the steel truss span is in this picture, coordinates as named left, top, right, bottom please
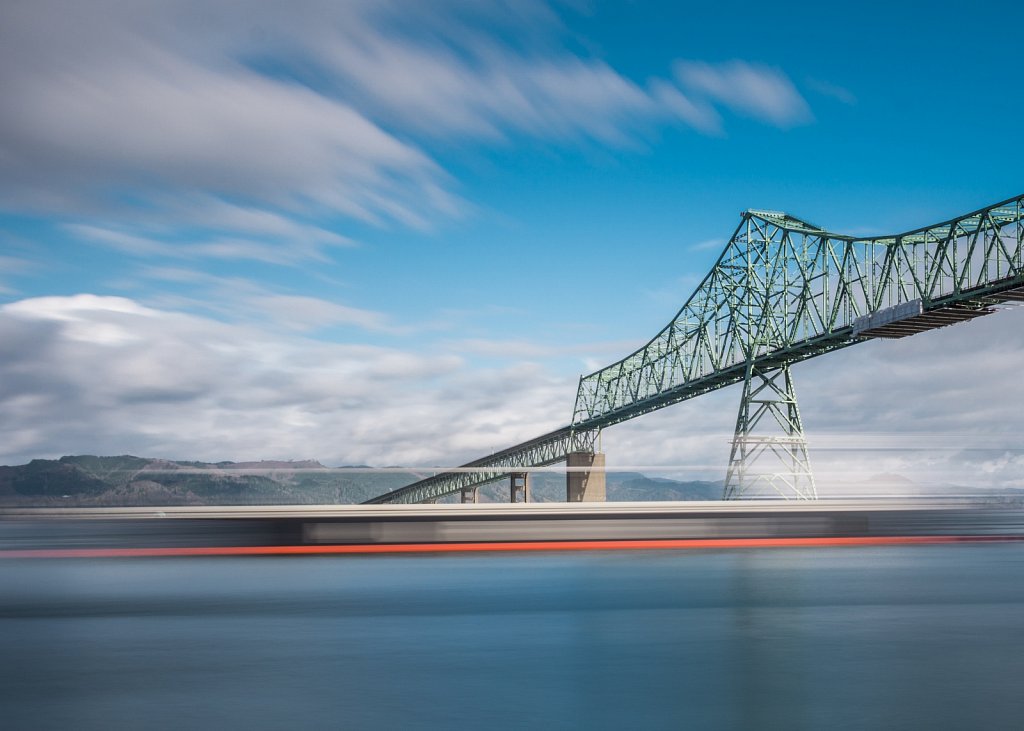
left=363, top=428, right=598, bottom=505
left=368, top=194, right=1024, bottom=504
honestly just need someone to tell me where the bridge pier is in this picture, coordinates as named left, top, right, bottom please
left=510, top=472, right=531, bottom=503
left=460, top=486, right=478, bottom=504
left=567, top=451, right=606, bottom=502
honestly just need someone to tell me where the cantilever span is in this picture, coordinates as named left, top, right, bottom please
left=366, top=193, right=1024, bottom=505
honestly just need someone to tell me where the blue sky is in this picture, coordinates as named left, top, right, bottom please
left=2, top=0, right=1023, bottom=489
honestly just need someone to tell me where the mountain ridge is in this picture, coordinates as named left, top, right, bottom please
left=2, top=455, right=1020, bottom=507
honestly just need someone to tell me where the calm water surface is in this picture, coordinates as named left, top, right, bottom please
left=1, top=544, right=1023, bottom=730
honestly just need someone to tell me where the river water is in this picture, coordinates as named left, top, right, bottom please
left=1, top=544, right=1022, bottom=730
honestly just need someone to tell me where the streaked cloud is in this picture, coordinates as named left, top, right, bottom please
left=649, top=80, right=722, bottom=135
left=68, top=225, right=337, bottom=266
left=687, top=238, right=726, bottom=252
left=806, top=78, right=857, bottom=105
left=0, top=1, right=816, bottom=264
left=0, top=255, right=36, bottom=295
left=674, top=60, right=813, bottom=128
left=248, top=295, right=393, bottom=334
left=128, top=268, right=402, bottom=336
left=0, top=295, right=573, bottom=466
left=446, top=337, right=643, bottom=360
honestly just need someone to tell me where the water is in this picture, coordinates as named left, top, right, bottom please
left=1, top=544, right=1023, bottom=730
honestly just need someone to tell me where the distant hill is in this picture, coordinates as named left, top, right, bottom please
left=0, top=455, right=723, bottom=507
left=0, top=455, right=421, bottom=507
left=7, top=456, right=1015, bottom=508
left=469, top=472, right=721, bottom=503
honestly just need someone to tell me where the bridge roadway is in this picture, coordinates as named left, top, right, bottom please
left=366, top=193, right=1024, bottom=504
left=2, top=500, right=1023, bottom=557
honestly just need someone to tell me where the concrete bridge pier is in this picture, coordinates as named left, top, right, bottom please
left=510, top=472, right=531, bottom=503
left=460, top=486, right=478, bottom=504
left=567, top=451, right=606, bottom=502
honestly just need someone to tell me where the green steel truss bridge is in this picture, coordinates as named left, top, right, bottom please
left=366, top=193, right=1024, bottom=504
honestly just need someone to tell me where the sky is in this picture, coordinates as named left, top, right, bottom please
left=2, top=0, right=1024, bottom=490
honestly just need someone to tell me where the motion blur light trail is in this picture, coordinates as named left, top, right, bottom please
left=2, top=534, right=1022, bottom=559
left=2, top=500, right=1023, bottom=558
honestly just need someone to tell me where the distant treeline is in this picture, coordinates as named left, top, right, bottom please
left=0, top=455, right=722, bottom=507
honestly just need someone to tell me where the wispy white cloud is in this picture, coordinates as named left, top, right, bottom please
left=68, top=224, right=340, bottom=266
left=0, top=1, right=816, bottom=264
left=806, top=78, right=857, bottom=105
left=0, top=1, right=451, bottom=256
left=67, top=226, right=181, bottom=259
left=446, top=336, right=643, bottom=361
left=649, top=80, right=722, bottom=135
left=0, top=295, right=574, bottom=466
left=129, top=267, right=400, bottom=335
left=674, top=60, right=813, bottom=128
left=0, top=255, right=37, bottom=295
left=687, top=237, right=726, bottom=252
left=249, top=295, right=394, bottom=334
left=2, top=51, right=436, bottom=221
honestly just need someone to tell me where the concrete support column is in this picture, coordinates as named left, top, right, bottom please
left=510, top=472, right=531, bottom=503
left=567, top=452, right=606, bottom=502
left=460, top=486, right=479, bottom=504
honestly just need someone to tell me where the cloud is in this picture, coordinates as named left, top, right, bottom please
left=0, top=255, right=36, bottom=295
left=2, top=43, right=437, bottom=222
left=674, top=60, right=812, bottom=128
left=687, top=238, right=726, bottom=252
left=123, top=267, right=407, bottom=336
left=0, top=1, right=815, bottom=264
left=324, top=37, right=661, bottom=145
left=0, top=295, right=575, bottom=466
left=649, top=80, right=722, bottom=135
left=446, top=337, right=643, bottom=361
left=68, top=224, right=340, bottom=266
left=806, top=78, right=857, bottom=105
left=249, top=295, right=394, bottom=334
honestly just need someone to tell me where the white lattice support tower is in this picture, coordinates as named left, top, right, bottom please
left=723, top=362, right=816, bottom=500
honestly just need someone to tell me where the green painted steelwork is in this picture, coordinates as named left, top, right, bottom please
left=363, top=428, right=598, bottom=504
left=571, top=195, right=1024, bottom=430
left=366, top=193, right=1024, bottom=505
left=722, top=363, right=815, bottom=500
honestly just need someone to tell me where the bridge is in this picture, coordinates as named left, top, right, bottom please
left=366, top=193, right=1024, bottom=504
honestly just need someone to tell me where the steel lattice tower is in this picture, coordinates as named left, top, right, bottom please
left=723, top=363, right=815, bottom=500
